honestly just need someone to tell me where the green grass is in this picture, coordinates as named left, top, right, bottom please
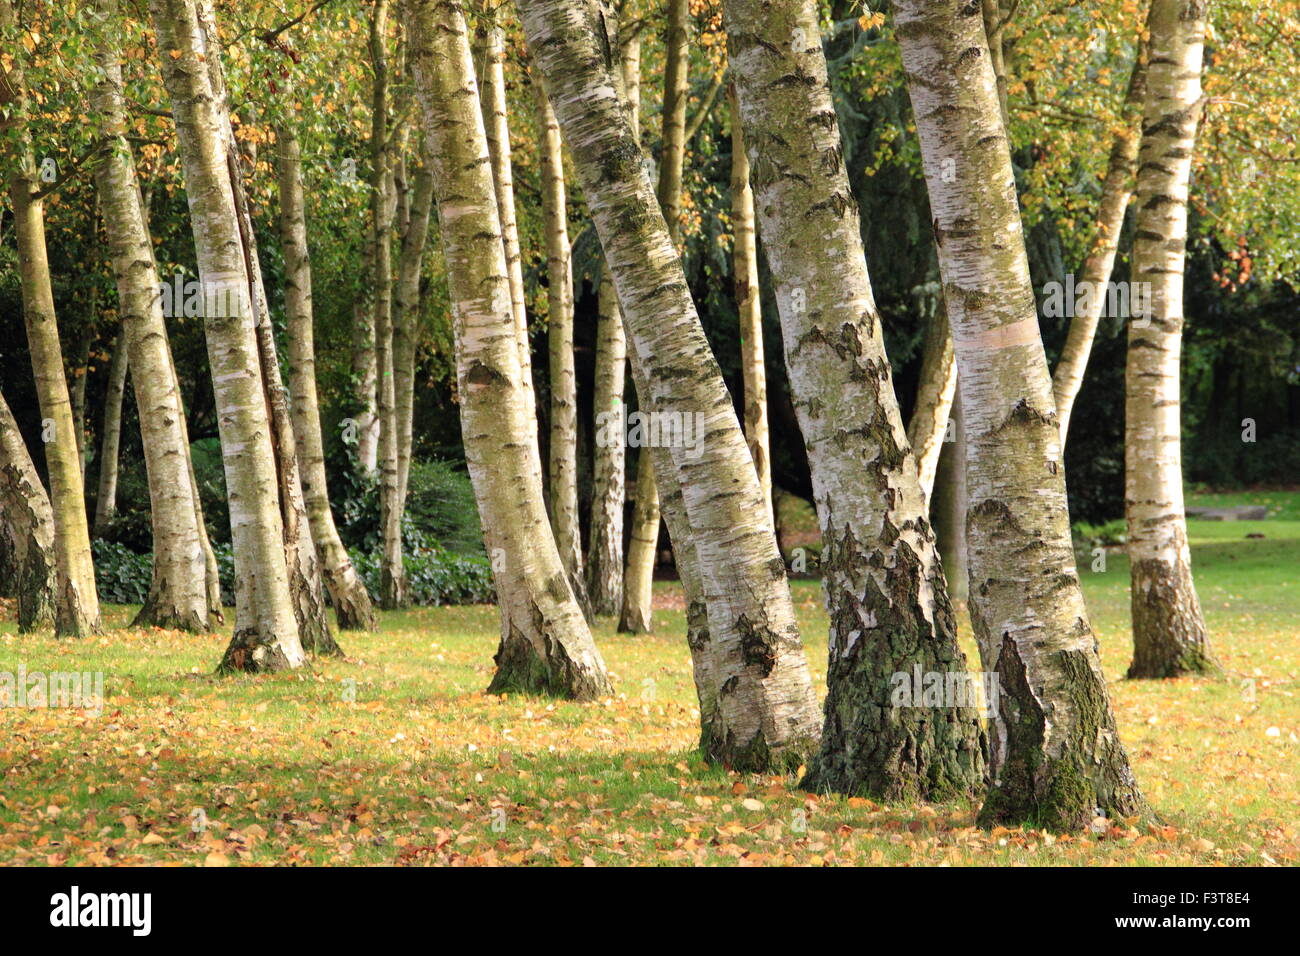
left=0, top=489, right=1295, bottom=866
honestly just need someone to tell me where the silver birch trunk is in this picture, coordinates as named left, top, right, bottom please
left=726, top=0, right=984, bottom=798
left=0, top=389, right=56, bottom=631
left=727, top=85, right=771, bottom=525
left=586, top=266, right=626, bottom=615
left=1125, top=0, right=1217, bottom=678
left=534, top=79, right=589, bottom=614
left=895, top=0, right=1150, bottom=827
left=1053, top=49, right=1149, bottom=447
left=473, top=7, right=537, bottom=439
left=907, top=305, right=957, bottom=507
left=393, top=159, right=435, bottom=528
left=515, top=0, right=822, bottom=770
left=407, top=0, right=611, bottom=699
left=275, top=103, right=378, bottom=631
left=1, top=0, right=101, bottom=637
left=150, top=0, right=305, bottom=670
left=90, top=0, right=212, bottom=631
left=92, top=334, right=129, bottom=538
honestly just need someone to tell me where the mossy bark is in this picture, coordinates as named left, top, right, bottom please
left=894, top=0, right=1151, bottom=828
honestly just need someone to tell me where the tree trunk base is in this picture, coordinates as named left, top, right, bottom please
left=133, top=591, right=209, bottom=633
left=488, top=623, right=611, bottom=701
left=801, top=540, right=986, bottom=801
left=617, top=605, right=652, bottom=635
left=977, top=638, right=1153, bottom=831
left=380, top=567, right=407, bottom=612
left=1127, top=557, right=1219, bottom=679
left=54, top=579, right=101, bottom=638
left=333, top=582, right=377, bottom=631
left=218, top=630, right=304, bottom=674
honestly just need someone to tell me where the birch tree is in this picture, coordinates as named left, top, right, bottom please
left=0, top=389, right=55, bottom=631
left=727, top=84, right=771, bottom=524
left=274, top=73, right=378, bottom=631
left=473, top=6, right=536, bottom=438
left=1, top=0, right=101, bottom=637
left=533, top=78, right=589, bottom=614
left=725, top=0, right=984, bottom=798
left=407, top=0, right=611, bottom=700
left=1124, top=0, right=1218, bottom=678
left=895, top=0, right=1151, bottom=827
left=91, top=335, right=128, bottom=537
left=150, top=0, right=305, bottom=670
left=90, top=0, right=212, bottom=631
left=515, top=0, right=822, bottom=770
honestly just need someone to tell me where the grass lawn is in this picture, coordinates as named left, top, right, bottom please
left=1, top=491, right=1296, bottom=866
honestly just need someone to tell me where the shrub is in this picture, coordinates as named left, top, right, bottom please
left=92, top=539, right=153, bottom=605
left=350, top=545, right=495, bottom=606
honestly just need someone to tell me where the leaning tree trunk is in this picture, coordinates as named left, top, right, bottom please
left=92, top=333, right=129, bottom=537
left=895, top=0, right=1151, bottom=828
left=90, top=0, right=212, bottom=632
left=473, top=6, right=537, bottom=439
left=151, top=0, right=305, bottom=671
left=619, top=4, right=686, bottom=634
left=198, top=0, right=339, bottom=658
left=725, top=0, right=984, bottom=800
left=516, top=0, right=822, bottom=771
left=907, top=303, right=957, bottom=507
left=407, top=0, right=611, bottom=700
left=1125, top=0, right=1218, bottom=679
left=931, top=383, right=969, bottom=603
left=534, top=79, right=589, bottom=615
left=1053, top=45, right=1149, bottom=447
left=1, top=0, right=101, bottom=638
left=393, top=159, right=435, bottom=532
left=0, top=390, right=56, bottom=631
left=275, top=103, right=378, bottom=631
left=727, top=85, right=772, bottom=526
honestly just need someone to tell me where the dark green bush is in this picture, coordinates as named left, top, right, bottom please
left=92, top=539, right=153, bottom=605
left=350, top=545, right=495, bottom=606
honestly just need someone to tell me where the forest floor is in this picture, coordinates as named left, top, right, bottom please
left=1, top=491, right=1296, bottom=866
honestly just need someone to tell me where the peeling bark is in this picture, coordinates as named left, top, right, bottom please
left=515, top=0, right=821, bottom=770
left=726, top=0, right=984, bottom=799
left=895, top=0, right=1151, bottom=828
left=1125, top=0, right=1217, bottom=679
left=407, top=0, right=611, bottom=700
left=0, top=390, right=56, bottom=631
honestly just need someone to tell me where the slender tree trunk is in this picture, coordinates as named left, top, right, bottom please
left=90, top=0, right=213, bottom=631
left=151, top=0, right=305, bottom=671
left=92, top=334, right=129, bottom=537
left=1053, top=49, right=1149, bottom=446
left=393, top=158, right=435, bottom=543
left=195, top=0, right=339, bottom=657
left=408, top=0, right=611, bottom=700
left=726, top=0, right=985, bottom=799
left=932, top=384, right=969, bottom=603
left=1125, top=0, right=1218, bottom=679
left=620, top=4, right=686, bottom=634
left=895, top=0, right=1151, bottom=828
left=0, top=390, right=56, bottom=631
left=275, top=101, right=378, bottom=631
left=728, top=85, right=771, bottom=525
left=586, top=265, right=626, bottom=615
left=1, top=0, right=101, bottom=637
left=534, top=79, right=589, bottom=614
left=69, top=326, right=92, bottom=480
left=473, top=6, right=537, bottom=439
left=907, top=305, right=957, bottom=507
left=516, top=0, right=822, bottom=770
left=369, top=0, right=406, bottom=611
left=351, top=241, right=379, bottom=472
